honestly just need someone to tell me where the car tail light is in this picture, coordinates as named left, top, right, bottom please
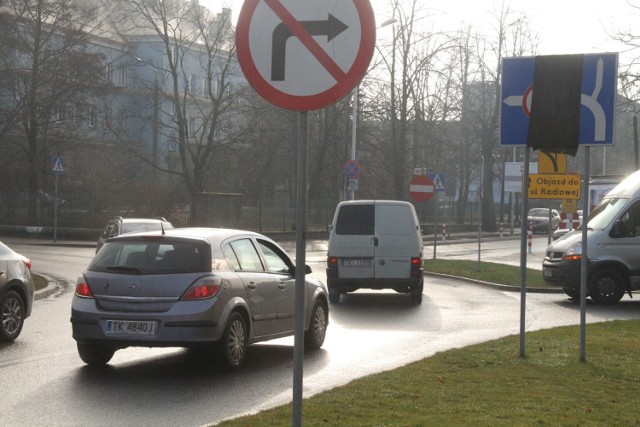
left=21, top=257, right=32, bottom=270
left=75, top=281, right=94, bottom=298
left=180, top=276, right=222, bottom=301
left=410, top=257, right=423, bottom=278
left=327, top=256, right=338, bottom=267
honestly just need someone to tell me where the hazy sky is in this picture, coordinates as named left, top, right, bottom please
left=211, top=0, right=637, bottom=56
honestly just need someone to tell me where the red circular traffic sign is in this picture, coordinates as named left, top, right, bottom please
left=409, top=175, right=434, bottom=202
left=236, top=0, right=375, bottom=111
left=343, top=160, right=361, bottom=178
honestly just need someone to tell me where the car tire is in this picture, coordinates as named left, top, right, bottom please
left=217, top=311, right=247, bottom=371
left=305, top=301, right=328, bottom=350
left=77, top=342, right=116, bottom=366
left=329, top=289, right=340, bottom=304
left=0, top=290, right=25, bottom=342
left=562, top=288, right=581, bottom=300
left=410, top=278, right=424, bottom=305
left=588, top=269, right=626, bottom=304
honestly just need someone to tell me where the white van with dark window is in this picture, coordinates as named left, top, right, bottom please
left=326, top=200, right=424, bottom=304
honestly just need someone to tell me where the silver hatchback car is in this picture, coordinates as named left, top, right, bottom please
left=71, top=228, right=329, bottom=370
left=0, top=241, right=35, bottom=341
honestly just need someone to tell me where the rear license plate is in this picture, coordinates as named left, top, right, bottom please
left=105, top=320, right=157, bottom=336
left=342, top=258, right=372, bottom=267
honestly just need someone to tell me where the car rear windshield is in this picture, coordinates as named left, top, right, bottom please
left=529, top=208, right=550, bottom=217
left=336, top=204, right=375, bottom=235
left=121, top=222, right=166, bottom=234
left=88, top=239, right=211, bottom=274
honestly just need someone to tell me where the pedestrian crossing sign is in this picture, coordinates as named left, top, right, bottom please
left=428, top=173, right=445, bottom=192
left=51, top=156, right=64, bottom=175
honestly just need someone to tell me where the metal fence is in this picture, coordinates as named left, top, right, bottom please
left=0, top=191, right=338, bottom=232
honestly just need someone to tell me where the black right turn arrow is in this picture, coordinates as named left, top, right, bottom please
left=271, top=14, right=348, bottom=81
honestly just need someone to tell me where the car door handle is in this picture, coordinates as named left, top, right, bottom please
left=247, top=282, right=257, bottom=289
left=278, top=281, right=288, bottom=289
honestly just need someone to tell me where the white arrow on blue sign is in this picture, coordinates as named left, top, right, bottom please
left=500, top=53, right=618, bottom=147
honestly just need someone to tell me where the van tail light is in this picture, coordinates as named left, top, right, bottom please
left=410, top=257, right=423, bottom=278
left=181, top=276, right=222, bottom=301
left=75, top=280, right=95, bottom=298
left=327, top=256, right=338, bottom=268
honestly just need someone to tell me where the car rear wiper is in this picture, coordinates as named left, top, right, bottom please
left=104, top=266, right=141, bottom=274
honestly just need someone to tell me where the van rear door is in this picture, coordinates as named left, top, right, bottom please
left=333, top=203, right=375, bottom=279
left=374, top=202, right=419, bottom=279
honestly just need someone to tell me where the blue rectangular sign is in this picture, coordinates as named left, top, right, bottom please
left=428, top=173, right=445, bottom=192
left=500, top=53, right=618, bottom=147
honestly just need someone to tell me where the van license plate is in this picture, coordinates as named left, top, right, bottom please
left=105, top=320, right=157, bottom=336
left=342, top=258, right=372, bottom=267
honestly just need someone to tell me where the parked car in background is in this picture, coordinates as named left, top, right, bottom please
left=0, top=241, right=34, bottom=341
left=552, top=210, right=583, bottom=241
left=527, top=208, right=561, bottom=233
left=96, top=216, right=173, bottom=252
left=72, top=227, right=329, bottom=370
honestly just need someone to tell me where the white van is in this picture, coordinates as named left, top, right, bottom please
left=543, top=170, right=640, bottom=303
left=326, top=200, right=424, bottom=304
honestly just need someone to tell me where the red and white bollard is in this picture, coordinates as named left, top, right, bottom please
left=527, top=227, right=533, bottom=253
left=442, top=224, right=447, bottom=241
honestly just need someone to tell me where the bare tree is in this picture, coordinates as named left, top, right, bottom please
left=107, top=0, right=239, bottom=224
left=445, top=3, right=537, bottom=230
left=0, top=0, right=106, bottom=224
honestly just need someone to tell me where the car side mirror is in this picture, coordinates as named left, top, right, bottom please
left=291, top=265, right=312, bottom=276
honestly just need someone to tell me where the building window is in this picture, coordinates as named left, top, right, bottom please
left=88, top=105, right=97, bottom=128
left=189, top=117, right=196, bottom=137
left=201, top=77, right=207, bottom=97
left=119, top=109, right=128, bottom=130
left=103, top=107, right=112, bottom=129
left=168, top=135, right=178, bottom=152
left=104, top=63, right=114, bottom=84
left=212, top=75, right=219, bottom=97
left=117, top=64, right=126, bottom=87
left=188, top=74, right=196, bottom=95
left=74, top=104, right=82, bottom=126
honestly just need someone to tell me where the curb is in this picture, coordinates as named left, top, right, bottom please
left=34, top=274, right=63, bottom=300
left=424, top=272, right=562, bottom=293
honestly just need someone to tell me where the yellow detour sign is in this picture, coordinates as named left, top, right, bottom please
left=562, top=198, right=578, bottom=212
left=538, top=152, right=567, bottom=174
left=528, top=173, right=581, bottom=199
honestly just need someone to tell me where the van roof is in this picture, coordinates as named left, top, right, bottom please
left=336, top=200, right=413, bottom=206
left=603, top=170, right=640, bottom=198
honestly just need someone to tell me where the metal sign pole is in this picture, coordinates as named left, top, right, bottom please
left=53, top=174, right=59, bottom=243
left=580, top=147, right=590, bottom=362
left=519, top=149, right=530, bottom=357
left=433, top=191, right=438, bottom=259
left=292, top=111, right=308, bottom=427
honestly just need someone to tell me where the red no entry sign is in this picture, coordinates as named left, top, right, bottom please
left=409, top=175, right=434, bottom=202
left=236, top=0, right=376, bottom=111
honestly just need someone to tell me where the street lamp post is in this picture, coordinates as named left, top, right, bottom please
left=347, top=18, right=397, bottom=201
